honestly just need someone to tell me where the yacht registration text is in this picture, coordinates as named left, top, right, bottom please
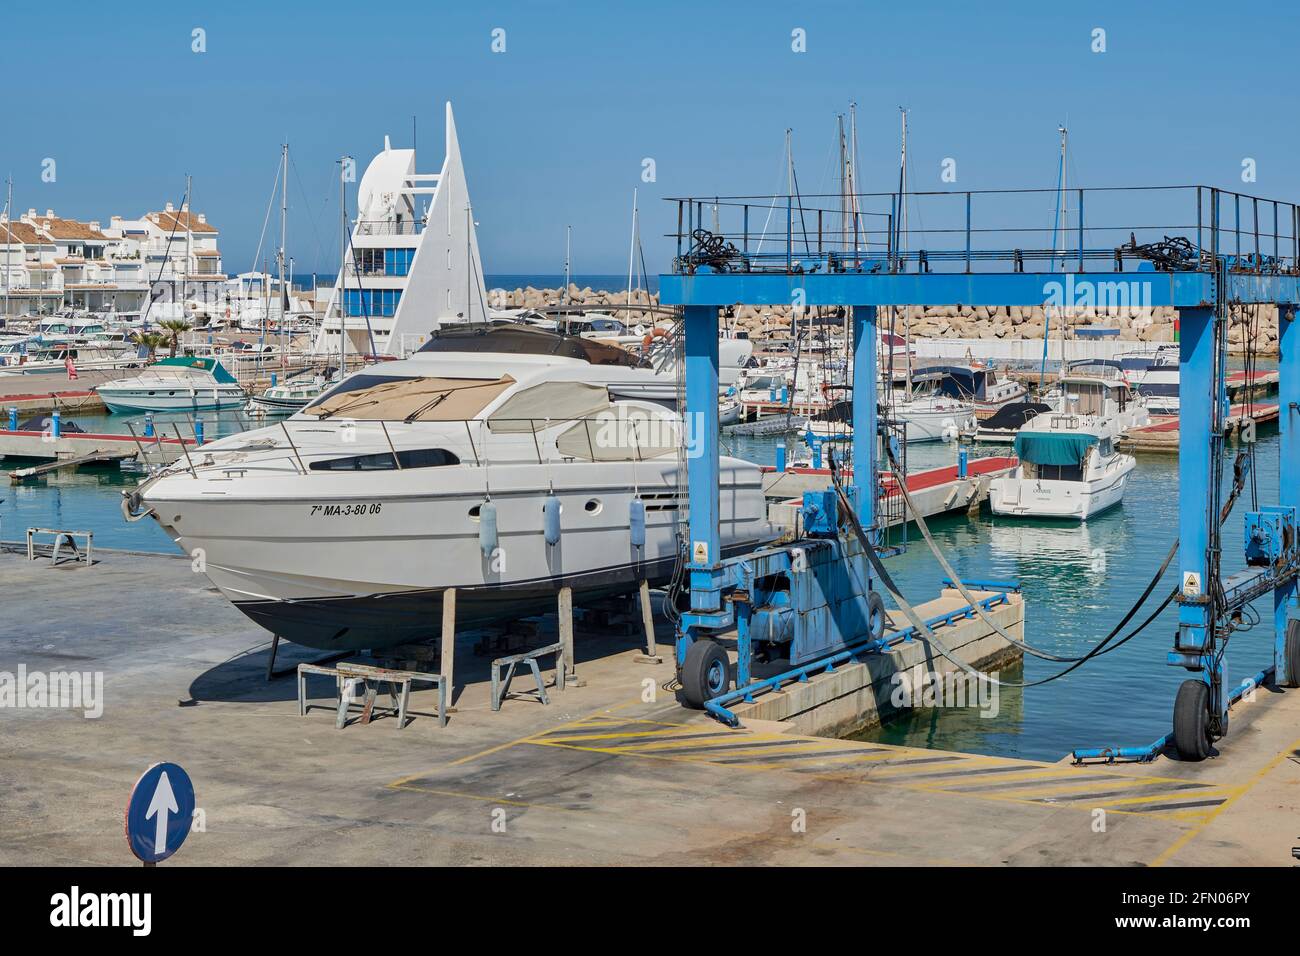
left=310, top=503, right=384, bottom=517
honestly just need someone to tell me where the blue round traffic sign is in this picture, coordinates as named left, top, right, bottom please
left=124, top=763, right=195, bottom=863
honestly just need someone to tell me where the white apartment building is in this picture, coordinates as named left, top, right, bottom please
left=0, top=202, right=224, bottom=322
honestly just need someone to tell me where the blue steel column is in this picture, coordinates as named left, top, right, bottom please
left=852, top=305, right=878, bottom=535
left=1277, top=304, right=1299, bottom=684
left=1175, top=306, right=1215, bottom=675
left=681, top=304, right=721, bottom=663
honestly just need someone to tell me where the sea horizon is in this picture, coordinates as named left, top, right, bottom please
left=295, top=273, right=658, bottom=294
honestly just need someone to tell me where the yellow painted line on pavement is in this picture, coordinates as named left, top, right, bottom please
left=1151, top=737, right=1300, bottom=867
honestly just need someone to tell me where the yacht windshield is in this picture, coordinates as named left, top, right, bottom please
left=416, top=323, right=645, bottom=367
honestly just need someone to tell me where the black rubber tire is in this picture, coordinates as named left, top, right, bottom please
left=1283, top=620, right=1300, bottom=689
left=867, top=590, right=887, bottom=642
left=1173, top=679, right=1212, bottom=761
left=680, top=640, right=730, bottom=709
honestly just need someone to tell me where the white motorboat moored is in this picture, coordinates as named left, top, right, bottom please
left=884, top=372, right=976, bottom=443
left=95, top=356, right=246, bottom=412
left=989, top=411, right=1136, bottom=520
left=247, top=370, right=335, bottom=416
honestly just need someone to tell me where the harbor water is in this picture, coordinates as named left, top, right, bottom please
left=1, top=405, right=1280, bottom=762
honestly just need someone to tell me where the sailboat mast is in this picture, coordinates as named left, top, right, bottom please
left=849, top=102, right=860, bottom=259
left=837, top=112, right=850, bottom=350
left=278, top=142, right=288, bottom=363
left=1042, top=125, right=1068, bottom=387
left=181, top=174, right=191, bottom=327
left=465, top=204, right=472, bottom=325
left=847, top=102, right=860, bottom=387
left=3, top=175, right=11, bottom=324
left=338, top=155, right=349, bottom=376
left=899, top=108, right=911, bottom=394
left=279, top=143, right=289, bottom=361
left=561, top=222, right=572, bottom=304
left=626, top=188, right=638, bottom=313
left=1051, top=125, right=1068, bottom=270
left=262, top=256, right=269, bottom=346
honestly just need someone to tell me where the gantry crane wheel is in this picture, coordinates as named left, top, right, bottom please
left=681, top=639, right=730, bottom=709
left=1172, top=679, right=1212, bottom=762
left=867, top=590, right=887, bottom=643
left=1283, top=619, right=1300, bottom=689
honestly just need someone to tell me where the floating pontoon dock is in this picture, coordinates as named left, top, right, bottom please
left=1120, top=403, right=1280, bottom=452
left=763, top=456, right=1016, bottom=531
left=0, top=427, right=194, bottom=472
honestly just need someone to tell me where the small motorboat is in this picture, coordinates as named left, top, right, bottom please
left=247, top=369, right=335, bottom=416
left=94, top=357, right=246, bottom=413
left=989, top=411, right=1136, bottom=520
left=883, top=371, right=976, bottom=443
left=926, top=363, right=1029, bottom=414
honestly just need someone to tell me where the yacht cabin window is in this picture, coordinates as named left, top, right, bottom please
left=309, top=448, right=460, bottom=471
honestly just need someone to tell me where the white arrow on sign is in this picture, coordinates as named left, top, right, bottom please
left=145, top=770, right=179, bottom=854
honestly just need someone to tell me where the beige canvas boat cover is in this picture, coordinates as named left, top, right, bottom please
left=487, top=381, right=611, bottom=433
left=307, top=375, right=515, bottom=421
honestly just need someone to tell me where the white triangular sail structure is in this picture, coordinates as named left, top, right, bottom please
left=314, top=102, right=488, bottom=358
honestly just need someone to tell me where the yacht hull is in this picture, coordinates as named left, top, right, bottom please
left=99, top=387, right=246, bottom=413
left=989, top=459, right=1134, bottom=520
left=143, top=460, right=774, bottom=650
left=246, top=395, right=312, bottom=414
left=892, top=406, right=976, bottom=443
left=230, top=549, right=768, bottom=649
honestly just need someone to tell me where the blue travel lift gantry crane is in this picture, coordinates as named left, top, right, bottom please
left=660, top=186, right=1300, bottom=760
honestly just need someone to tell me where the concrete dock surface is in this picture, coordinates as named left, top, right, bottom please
left=1, top=548, right=1296, bottom=867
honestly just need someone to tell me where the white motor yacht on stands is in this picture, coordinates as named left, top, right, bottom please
left=126, top=326, right=776, bottom=651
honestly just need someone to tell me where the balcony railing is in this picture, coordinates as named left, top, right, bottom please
left=353, top=219, right=425, bottom=237
left=666, top=185, right=1300, bottom=277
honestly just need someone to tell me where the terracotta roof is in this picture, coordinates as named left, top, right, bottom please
left=36, top=217, right=108, bottom=241
left=147, top=210, right=217, bottom=234
left=193, top=249, right=221, bottom=257
left=0, top=220, right=49, bottom=245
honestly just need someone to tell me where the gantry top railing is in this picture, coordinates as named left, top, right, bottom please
left=665, top=186, right=1300, bottom=278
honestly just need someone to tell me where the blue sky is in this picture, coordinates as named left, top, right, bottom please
left=4, top=0, right=1299, bottom=276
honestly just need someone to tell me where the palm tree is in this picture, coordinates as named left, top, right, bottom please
left=131, top=330, right=167, bottom=360
left=158, top=319, right=192, bottom=358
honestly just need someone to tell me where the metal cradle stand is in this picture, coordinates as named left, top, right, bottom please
left=490, top=641, right=566, bottom=711
left=298, top=661, right=448, bottom=729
